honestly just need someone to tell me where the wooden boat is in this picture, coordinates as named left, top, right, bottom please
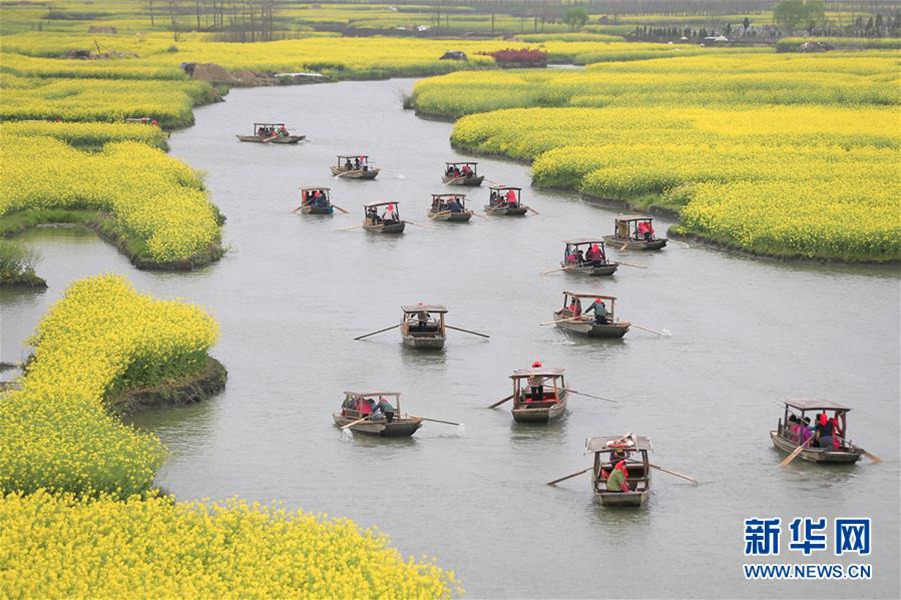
left=428, top=194, right=472, bottom=222
left=333, top=392, right=422, bottom=437
left=331, top=154, right=380, bottom=179
left=560, top=239, right=618, bottom=276
left=236, top=122, right=305, bottom=144
left=770, top=398, right=864, bottom=464
left=602, top=215, right=667, bottom=250
left=297, top=187, right=334, bottom=215
left=588, top=434, right=652, bottom=507
left=400, top=304, right=447, bottom=349
left=442, top=161, right=484, bottom=186
left=484, top=186, right=529, bottom=216
left=362, top=202, right=405, bottom=234
left=509, top=367, right=568, bottom=423
left=552, top=291, right=630, bottom=338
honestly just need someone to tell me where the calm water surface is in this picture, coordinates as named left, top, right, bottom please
left=2, top=80, right=899, bottom=598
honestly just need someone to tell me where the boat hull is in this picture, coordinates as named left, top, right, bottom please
left=553, top=311, right=629, bottom=338
left=603, top=235, right=667, bottom=250
left=512, top=396, right=567, bottom=423
left=443, top=175, right=484, bottom=186
left=559, top=261, right=619, bottom=276
left=769, top=431, right=862, bottom=464
left=236, top=135, right=305, bottom=144
left=300, top=206, right=333, bottom=215
left=363, top=221, right=406, bottom=234
left=484, top=204, right=528, bottom=216
left=402, top=334, right=446, bottom=350
left=333, top=413, right=422, bottom=437
left=429, top=211, right=473, bottom=222
left=330, top=166, right=380, bottom=179
left=595, top=489, right=648, bottom=507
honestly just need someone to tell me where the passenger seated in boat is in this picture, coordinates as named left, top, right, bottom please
left=606, top=461, right=631, bottom=492
left=637, top=220, right=654, bottom=240
left=461, top=164, right=472, bottom=177
left=815, top=412, right=834, bottom=448
left=505, top=189, right=517, bottom=206
left=446, top=165, right=454, bottom=176
left=787, top=415, right=800, bottom=443
left=359, top=398, right=373, bottom=416
left=575, top=249, right=585, bottom=264
left=616, top=221, right=630, bottom=239
left=568, top=298, right=582, bottom=316
left=449, top=198, right=463, bottom=212
left=344, top=158, right=354, bottom=170
left=366, top=207, right=381, bottom=223
left=565, top=248, right=578, bottom=265
left=607, top=446, right=631, bottom=468
left=528, top=361, right=544, bottom=402
left=586, top=243, right=605, bottom=265
left=584, top=297, right=608, bottom=324
left=382, top=204, right=398, bottom=224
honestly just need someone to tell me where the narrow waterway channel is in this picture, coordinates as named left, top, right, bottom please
left=2, top=79, right=898, bottom=598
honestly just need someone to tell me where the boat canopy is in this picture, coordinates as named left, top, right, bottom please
left=364, top=201, right=399, bottom=209
left=338, top=155, right=369, bottom=160
left=563, top=291, right=617, bottom=300
left=431, top=193, right=466, bottom=199
left=489, top=185, right=521, bottom=192
left=783, top=398, right=852, bottom=411
left=300, top=186, right=331, bottom=192
left=510, top=368, right=566, bottom=379
left=586, top=435, right=653, bottom=453
left=401, top=304, right=448, bottom=314
left=254, top=122, right=285, bottom=128
left=445, top=161, right=477, bottom=166
left=614, top=214, right=654, bottom=223
left=564, top=239, right=606, bottom=246
left=345, top=391, right=401, bottom=398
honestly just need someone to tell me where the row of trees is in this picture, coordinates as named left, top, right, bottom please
left=146, top=0, right=281, bottom=41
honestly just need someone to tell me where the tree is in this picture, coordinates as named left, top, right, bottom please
left=743, top=16, right=750, bottom=31
left=564, top=6, right=588, bottom=31
left=773, top=0, right=825, bottom=34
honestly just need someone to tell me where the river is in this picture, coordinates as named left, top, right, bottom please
left=2, top=79, right=899, bottom=598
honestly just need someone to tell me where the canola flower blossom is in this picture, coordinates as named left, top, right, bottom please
left=0, top=120, right=170, bottom=149
left=0, top=490, right=461, bottom=598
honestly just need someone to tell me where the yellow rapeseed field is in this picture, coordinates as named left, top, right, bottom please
left=0, top=275, right=458, bottom=597
left=1, top=134, right=221, bottom=263
left=416, top=52, right=900, bottom=262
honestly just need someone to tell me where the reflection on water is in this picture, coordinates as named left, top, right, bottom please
left=1, top=79, right=898, bottom=599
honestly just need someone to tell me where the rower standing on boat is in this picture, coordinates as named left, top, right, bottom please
left=383, top=203, right=399, bottom=224
left=528, top=361, right=545, bottom=402
left=584, top=297, right=608, bottom=324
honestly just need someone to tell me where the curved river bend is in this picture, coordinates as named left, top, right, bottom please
left=2, top=79, right=898, bottom=598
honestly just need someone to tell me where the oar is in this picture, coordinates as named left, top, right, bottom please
left=563, top=388, right=618, bottom=404
left=546, top=466, right=591, bottom=486
left=630, top=323, right=670, bottom=337
left=539, top=316, right=585, bottom=326
left=779, top=438, right=813, bottom=467
left=472, top=212, right=488, bottom=220
left=406, top=220, right=437, bottom=230
left=291, top=206, right=304, bottom=213
left=335, top=169, right=362, bottom=178
left=340, top=415, right=372, bottom=430
left=620, top=243, right=628, bottom=251
left=354, top=324, right=399, bottom=341
left=860, top=449, right=883, bottom=464
left=412, top=416, right=461, bottom=426
left=526, top=206, right=540, bottom=215
left=261, top=134, right=280, bottom=143
left=446, top=324, right=490, bottom=338
left=649, top=463, right=698, bottom=485
left=336, top=225, right=364, bottom=232
left=540, top=265, right=577, bottom=276
left=331, top=205, right=349, bottom=214
left=616, top=260, right=647, bottom=269
left=488, top=394, right=513, bottom=409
